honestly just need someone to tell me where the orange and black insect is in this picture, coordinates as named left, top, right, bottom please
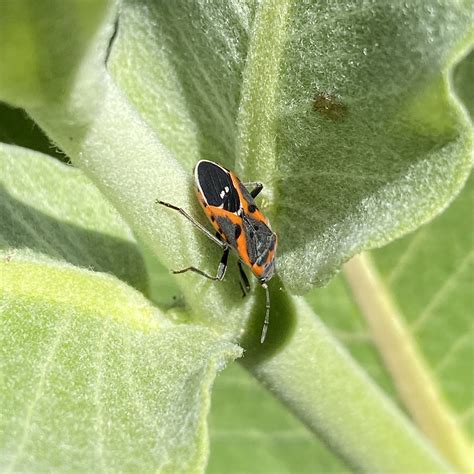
left=158, top=160, right=277, bottom=342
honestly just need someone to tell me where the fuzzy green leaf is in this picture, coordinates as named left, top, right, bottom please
left=109, top=1, right=474, bottom=292
left=208, top=364, right=350, bottom=474
left=0, top=146, right=241, bottom=471
left=0, top=103, right=65, bottom=161
left=148, top=259, right=448, bottom=473
left=147, top=262, right=351, bottom=472
left=454, top=48, right=474, bottom=120
left=0, top=258, right=240, bottom=472
left=1, top=0, right=468, bottom=335
left=0, top=2, right=473, bottom=472
left=0, top=144, right=147, bottom=292
left=307, top=172, right=474, bottom=472
left=0, top=0, right=112, bottom=109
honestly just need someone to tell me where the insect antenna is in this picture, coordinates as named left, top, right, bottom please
left=260, top=283, right=270, bottom=343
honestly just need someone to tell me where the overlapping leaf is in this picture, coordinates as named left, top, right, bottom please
left=0, top=0, right=112, bottom=109
left=0, top=144, right=146, bottom=291
left=0, top=147, right=240, bottom=472
left=208, top=364, right=350, bottom=474
left=0, top=1, right=473, bottom=472
left=306, top=173, right=474, bottom=471
left=110, top=1, right=474, bottom=292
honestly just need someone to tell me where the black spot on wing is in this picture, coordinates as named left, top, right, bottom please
left=196, top=161, right=240, bottom=212
left=235, top=224, right=242, bottom=240
left=268, top=235, right=276, bottom=252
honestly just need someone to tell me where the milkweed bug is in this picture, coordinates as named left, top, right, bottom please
left=157, top=160, right=278, bottom=343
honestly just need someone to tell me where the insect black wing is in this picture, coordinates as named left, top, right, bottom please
left=195, top=161, right=240, bottom=212
left=242, top=215, right=274, bottom=265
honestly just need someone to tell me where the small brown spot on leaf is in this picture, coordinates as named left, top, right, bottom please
left=313, top=92, right=348, bottom=121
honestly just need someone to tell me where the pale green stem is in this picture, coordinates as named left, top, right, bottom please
left=241, top=291, right=451, bottom=473
left=344, top=253, right=473, bottom=473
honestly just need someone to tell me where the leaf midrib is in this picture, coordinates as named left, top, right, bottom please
left=236, top=0, right=292, bottom=197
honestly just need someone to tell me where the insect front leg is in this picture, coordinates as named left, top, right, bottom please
left=156, top=200, right=227, bottom=249
left=157, top=200, right=230, bottom=281
left=173, top=247, right=230, bottom=281
left=237, top=262, right=250, bottom=297
left=242, top=182, right=264, bottom=198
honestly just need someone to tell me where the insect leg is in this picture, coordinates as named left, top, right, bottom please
left=260, top=283, right=270, bottom=343
left=238, top=281, right=247, bottom=298
left=156, top=200, right=227, bottom=249
left=242, top=182, right=264, bottom=198
left=216, top=247, right=230, bottom=280
left=173, top=247, right=230, bottom=281
left=237, top=262, right=250, bottom=297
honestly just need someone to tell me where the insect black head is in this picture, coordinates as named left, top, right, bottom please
left=259, top=258, right=276, bottom=283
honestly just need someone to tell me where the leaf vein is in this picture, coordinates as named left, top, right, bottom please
left=94, top=322, right=107, bottom=472
left=5, top=312, right=73, bottom=472
left=433, top=324, right=473, bottom=374
left=386, top=229, right=428, bottom=285
left=411, top=250, right=474, bottom=332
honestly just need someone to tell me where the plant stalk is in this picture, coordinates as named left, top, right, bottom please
left=344, top=253, right=473, bottom=473
left=241, top=289, right=451, bottom=473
